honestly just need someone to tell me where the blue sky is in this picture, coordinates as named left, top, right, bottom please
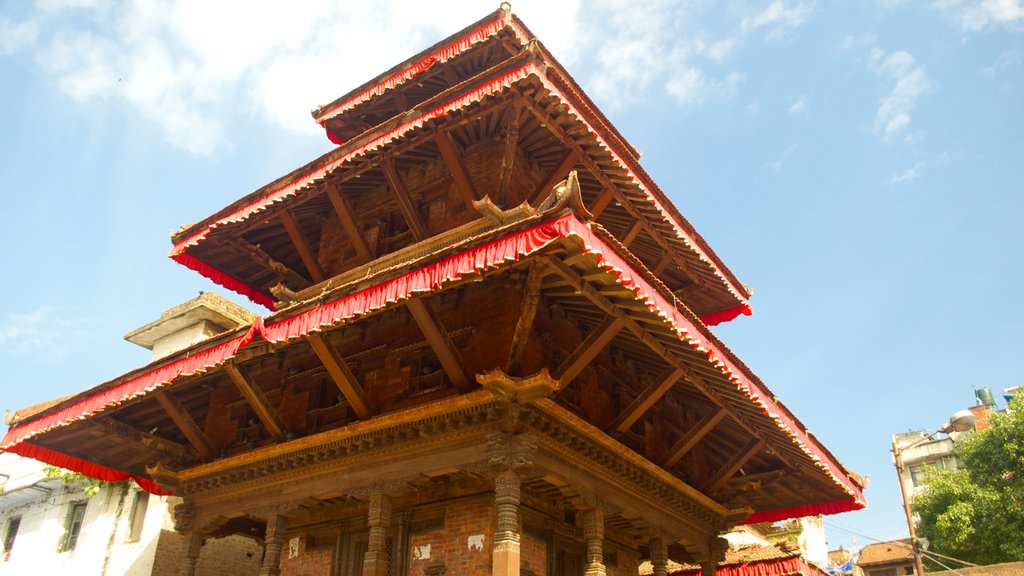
left=1, top=0, right=1021, bottom=551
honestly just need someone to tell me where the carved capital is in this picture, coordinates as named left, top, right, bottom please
left=486, top=432, right=537, bottom=472
left=173, top=501, right=197, bottom=533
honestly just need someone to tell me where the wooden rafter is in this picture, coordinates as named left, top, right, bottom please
left=506, top=262, right=547, bottom=374
left=94, top=417, right=195, bottom=464
left=661, top=407, right=726, bottom=469
left=153, top=390, right=214, bottom=461
left=554, top=314, right=625, bottom=387
left=653, top=253, right=673, bottom=275
left=405, top=297, right=471, bottom=392
left=382, top=154, right=426, bottom=240
left=433, top=131, right=479, bottom=210
left=217, top=237, right=310, bottom=289
left=543, top=254, right=800, bottom=471
left=223, top=362, right=287, bottom=441
left=306, top=332, right=375, bottom=420
left=279, top=209, right=326, bottom=283
left=530, top=149, right=581, bottom=205
left=519, top=97, right=707, bottom=290
left=590, top=186, right=616, bottom=219
left=705, top=438, right=765, bottom=494
left=496, top=102, right=524, bottom=204
left=609, top=366, right=685, bottom=433
left=621, top=219, right=644, bottom=247
left=324, top=182, right=373, bottom=262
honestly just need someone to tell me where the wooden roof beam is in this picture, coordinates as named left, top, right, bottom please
left=324, top=182, right=373, bottom=262
left=279, top=209, right=326, bottom=283
left=543, top=254, right=800, bottom=472
left=609, top=366, right=685, bottom=433
left=94, top=417, right=196, bottom=465
left=554, top=314, right=625, bottom=388
left=383, top=154, right=426, bottom=241
left=590, top=186, right=616, bottom=219
left=530, top=149, right=581, bottom=205
left=218, top=237, right=311, bottom=290
left=406, top=297, right=471, bottom=393
left=153, top=390, right=214, bottom=461
left=496, top=102, right=524, bottom=205
left=306, top=332, right=375, bottom=420
left=661, top=407, right=726, bottom=469
left=433, top=131, right=479, bottom=210
left=704, top=438, right=766, bottom=494
left=621, top=219, right=644, bottom=247
left=518, top=97, right=706, bottom=290
left=507, top=261, right=548, bottom=374
left=223, top=362, right=287, bottom=442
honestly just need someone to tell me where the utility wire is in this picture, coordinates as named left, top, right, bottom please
left=822, top=519, right=977, bottom=571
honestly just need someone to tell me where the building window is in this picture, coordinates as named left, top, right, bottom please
left=126, top=491, right=149, bottom=542
left=60, top=501, right=88, bottom=552
left=909, top=465, right=925, bottom=486
left=3, top=516, right=20, bottom=557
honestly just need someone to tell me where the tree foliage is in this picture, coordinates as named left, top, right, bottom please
left=914, top=396, right=1024, bottom=565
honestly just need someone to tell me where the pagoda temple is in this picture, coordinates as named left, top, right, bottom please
left=1, top=5, right=865, bottom=576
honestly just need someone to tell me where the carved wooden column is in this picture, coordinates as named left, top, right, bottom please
left=260, top=514, right=288, bottom=576
left=581, top=509, right=606, bottom=576
left=700, top=562, right=716, bottom=576
left=493, top=469, right=522, bottom=576
left=181, top=532, right=204, bottom=576
left=649, top=536, right=668, bottom=576
left=363, top=491, right=392, bottom=576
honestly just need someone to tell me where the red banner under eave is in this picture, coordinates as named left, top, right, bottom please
left=668, top=555, right=823, bottom=576
left=172, top=61, right=751, bottom=319
left=7, top=214, right=862, bottom=515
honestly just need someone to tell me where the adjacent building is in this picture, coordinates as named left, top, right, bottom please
left=1, top=5, right=865, bottom=575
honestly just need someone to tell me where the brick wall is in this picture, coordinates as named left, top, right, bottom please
left=280, top=534, right=333, bottom=576
left=152, top=530, right=260, bottom=576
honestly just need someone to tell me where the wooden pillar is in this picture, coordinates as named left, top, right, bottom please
left=581, top=509, right=606, bottom=576
left=181, top=532, right=204, bottom=576
left=260, top=515, right=288, bottom=576
left=363, top=492, right=392, bottom=576
left=650, top=536, right=668, bottom=576
left=492, top=469, right=521, bottom=576
left=700, top=562, right=716, bottom=576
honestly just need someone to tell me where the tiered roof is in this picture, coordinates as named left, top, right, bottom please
left=1, top=4, right=863, bottom=539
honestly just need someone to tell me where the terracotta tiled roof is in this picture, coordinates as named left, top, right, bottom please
left=639, top=541, right=812, bottom=575
left=856, top=540, right=914, bottom=566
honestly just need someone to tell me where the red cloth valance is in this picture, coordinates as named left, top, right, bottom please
left=669, top=556, right=821, bottom=576
left=9, top=214, right=861, bottom=513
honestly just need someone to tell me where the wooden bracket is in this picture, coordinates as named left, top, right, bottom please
left=279, top=209, right=326, bottom=283
left=406, top=297, right=471, bottom=393
left=325, top=182, right=373, bottom=262
left=609, top=366, right=684, bottom=433
left=506, top=261, right=548, bottom=374
left=704, top=438, right=765, bottom=494
left=306, top=331, right=375, bottom=420
left=553, top=314, right=625, bottom=388
left=154, top=390, right=214, bottom=461
left=661, top=407, right=726, bottom=469
left=433, top=131, right=478, bottom=210
left=223, top=362, right=287, bottom=441
left=383, top=155, right=426, bottom=240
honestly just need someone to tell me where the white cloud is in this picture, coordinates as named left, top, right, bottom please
left=766, top=144, right=799, bottom=171
left=740, top=0, right=816, bottom=41
left=0, top=307, right=88, bottom=361
left=789, top=94, right=809, bottom=117
left=888, top=161, right=928, bottom=185
left=868, top=49, right=931, bottom=141
left=666, top=70, right=745, bottom=106
left=931, top=0, right=1024, bottom=31
left=0, top=17, right=39, bottom=56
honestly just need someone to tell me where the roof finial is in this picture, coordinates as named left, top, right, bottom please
left=500, top=2, right=512, bottom=14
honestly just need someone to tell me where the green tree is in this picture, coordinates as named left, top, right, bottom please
left=914, top=396, right=1024, bottom=564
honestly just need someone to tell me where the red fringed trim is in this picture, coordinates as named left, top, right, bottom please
left=170, top=252, right=277, bottom=310
left=700, top=304, right=753, bottom=326
left=325, top=126, right=344, bottom=145
left=670, top=556, right=822, bottom=576
left=8, top=442, right=172, bottom=496
left=740, top=498, right=867, bottom=525
left=314, top=13, right=526, bottom=125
